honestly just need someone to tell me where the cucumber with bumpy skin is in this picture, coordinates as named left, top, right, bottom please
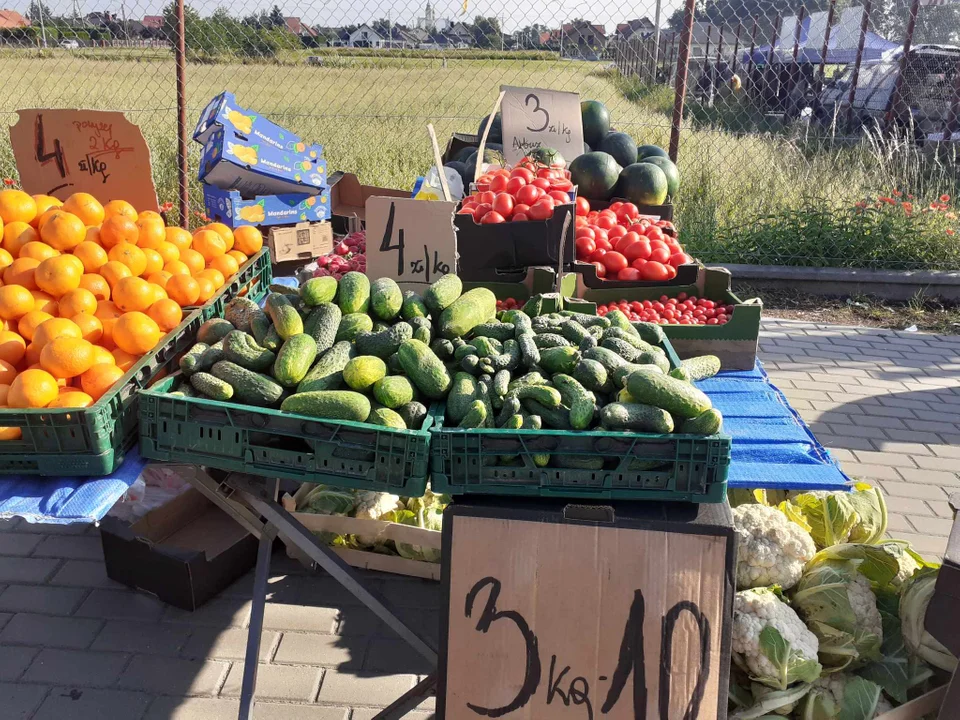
left=265, top=294, right=303, bottom=340
left=680, top=408, right=723, bottom=434
left=424, top=274, right=462, bottom=314
left=369, top=277, right=403, bottom=320
left=625, top=371, right=712, bottom=419
left=522, top=399, right=571, bottom=429
left=336, top=313, right=374, bottom=342
left=303, top=303, right=342, bottom=354
left=552, top=374, right=595, bottom=430
left=300, top=276, right=338, bottom=306
left=212, top=361, right=284, bottom=407
left=477, top=378, right=495, bottom=428
left=368, top=407, right=407, bottom=429
left=489, top=340, right=520, bottom=371
left=670, top=366, right=692, bottom=383
left=429, top=338, right=455, bottom=360
left=602, top=309, right=639, bottom=336
left=458, top=399, right=486, bottom=428
left=197, top=340, right=225, bottom=372
left=337, top=272, right=371, bottom=314
left=409, top=316, right=432, bottom=345
left=273, top=334, right=318, bottom=386
left=496, top=396, right=522, bottom=426
left=440, top=288, right=497, bottom=339
left=501, top=309, right=532, bottom=336
left=578, top=335, right=598, bottom=351
left=472, top=322, right=516, bottom=342
left=492, top=369, right=510, bottom=398
left=631, top=321, right=666, bottom=345
left=356, top=323, right=413, bottom=359
left=573, top=358, right=608, bottom=393
left=559, top=311, right=610, bottom=328
left=297, top=341, right=356, bottom=393
left=601, top=337, right=641, bottom=363
left=472, top=336, right=503, bottom=358
left=280, top=390, right=371, bottom=422
left=560, top=319, right=591, bottom=345
left=397, top=339, right=452, bottom=400
left=600, top=402, right=674, bottom=433
left=533, top=333, right=571, bottom=349
left=343, top=356, right=388, bottom=392
left=538, top=346, right=580, bottom=375
left=500, top=414, right=523, bottom=429
left=516, top=384, right=562, bottom=409
left=400, top=291, right=429, bottom=320
left=681, top=355, right=722, bottom=381
left=460, top=355, right=481, bottom=375
left=602, top=326, right=653, bottom=351
left=507, top=372, right=547, bottom=393
left=372, top=375, right=415, bottom=409
left=517, top=333, right=540, bottom=367
left=190, top=371, right=233, bottom=401
left=635, top=350, right=670, bottom=373
left=179, top=342, right=209, bottom=375
left=261, top=326, right=282, bottom=353
left=397, top=401, right=428, bottom=430
left=447, top=372, right=479, bottom=424
left=223, top=331, right=276, bottom=372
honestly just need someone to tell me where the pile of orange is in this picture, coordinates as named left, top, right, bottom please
left=0, top=189, right=264, bottom=427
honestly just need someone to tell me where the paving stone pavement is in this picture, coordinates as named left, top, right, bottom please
left=0, top=318, right=955, bottom=718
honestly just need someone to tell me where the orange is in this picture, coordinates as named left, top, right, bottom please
left=233, top=226, right=263, bottom=255
left=39, top=210, right=85, bottom=252
left=80, top=363, right=125, bottom=400
left=148, top=283, right=167, bottom=303
left=179, top=249, right=204, bottom=276
left=194, top=276, right=217, bottom=303
left=165, top=274, right=200, bottom=307
left=197, top=268, right=225, bottom=288
left=146, top=298, right=182, bottom=332
left=0, top=190, right=37, bottom=225
left=0, top=359, right=16, bottom=385
left=110, top=347, right=136, bottom=370
left=141, top=248, right=164, bottom=276
left=19, top=241, right=59, bottom=262
left=135, top=216, right=165, bottom=249
left=29, top=290, right=57, bottom=315
left=113, top=312, right=161, bottom=355
left=103, top=199, right=137, bottom=222
left=0, top=426, right=22, bottom=441
left=8, top=368, right=58, bottom=408
left=163, top=260, right=190, bottom=276
left=23, top=364, right=68, bottom=388
left=62, top=193, right=105, bottom=226
left=79, top=274, right=110, bottom=301
left=4, top=257, right=39, bottom=290
left=94, top=300, right=123, bottom=320
left=90, top=345, right=114, bottom=365
left=35, top=256, right=83, bottom=297
left=40, top=337, right=95, bottom=378
left=0, top=383, right=10, bottom=406
left=84, top=226, right=101, bottom=244
left=99, top=318, right=117, bottom=350
left=113, top=276, right=155, bottom=313
left=58, top=288, right=98, bottom=317
left=2, top=222, right=38, bottom=257
left=73, top=241, right=109, bottom=273
left=138, top=210, right=163, bottom=224
left=33, top=317, right=81, bottom=351
left=227, top=250, right=249, bottom=266
left=154, top=241, right=180, bottom=265
left=99, top=261, right=132, bottom=289
left=48, top=391, right=93, bottom=408
left=18, top=310, right=53, bottom=342
left=164, top=226, right=192, bottom=251
left=0, top=285, right=34, bottom=320
left=192, top=229, right=226, bottom=261
left=203, top=223, right=235, bottom=251
left=208, top=254, right=239, bottom=278
left=23, top=342, right=41, bottom=366
left=99, top=215, right=139, bottom=250
left=108, top=243, right=147, bottom=276
left=35, top=207, right=61, bottom=231
left=0, top=248, right=13, bottom=271
left=0, top=331, right=25, bottom=366
left=146, top=271, right=172, bottom=290
left=32, top=195, right=62, bottom=218
left=70, top=312, right=103, bottom=344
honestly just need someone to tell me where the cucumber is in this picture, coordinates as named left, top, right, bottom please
left=490, top=340, right=521, bottom=371
left=211, top=361, right=284, bottom=407
left=670, top=366, right=692, bottom=383
left=297, top=341, right=356, bottom=393
left=472, top=336, right=503, bottom=358
left=533, top=333, right=571, bottom=349
left=454, top=344, right=478, bottom=362
left=517, top=333, right=540, bottom=368
left=439, top=287, right=497, bottom=339
left=447, top=372, right=479, bottom=424
left=409, top=316, right=432, bottom=345
left=631, top=321, right=666, bottom=345
left=401, top=291, right=430, bottom=320
left=303, top=303, right=342, bottom=354
left=429, top=338, right=455, bottom=360
left=458, top=399, right=486, bottom=428
left=516, top=385, right=562, bottom=410
left=223, top=331, right=276, bottom=372
left=197, top=340, right=225, bottom=372
left=273, top=334, right=318, bottom=387
left=337, top=271, right=371, bottom=314
left=190, top=371, right=233, bottom=401
left=680, top=408, right=723, bottom=435
left=500, top=414, right=523, bottom=430
left=538, top=347, right=580, bottom=375
left=552, top=374, right=595, bottom=430
left=260, top=326, right=282, bottom=353
left=507, top=372, right=547, bottom=393
left=369, top=277, right=403, bottom=321
left=461, top=355, right=481, bottom=375
left=396, top=339, right=452, bottom=400
left=424, top=274, right=462, bottom=313
left=521, top=295, right=543, bottom=318
left=343, top=356, right=388, bottom=392
left=559, top=311, right=610, bottom=328
left=600, top=403, right=674, bottom=433
left=492, top=369, right=510, bottom=398
left=501, top=310, right=532, bottom=336
left=356, top=323, right=414, bottom=359
left=179, top=342, right=209, bottom=375
left=681, top=355, right=722, bottom=381
left=224, top=296, right=266, bottom=333
left=472, top=322, right=516, bottom=342
left=476, top=378, right=495, bottom=428
left=265, top=293, right=303, bottom=340
left=280, top=390, right=371, bottom=422
left=386, top=352, right=404, bottom=375
left=250, top=314, right=272, bottom=347
left=635, top=350, right=670, bottom=373
left=578, top=335, right=598, bottom=352
left=625, top=372, right=712, bottom=419
left=602, top=326, right=654, bottom=351
left=601, top=337, right=642, bottom=363
left=521, top=399, right=572, bottom=429
left=397, top=401, right=428, bottom=430
left=197, top=318, right=235, bottom=345
left=496, top=396, right=522, bottom=426
left=602, top=309, right=638, bottom=335
left=336, top=313, right=374, bottom=342
left=560, top=320, right=591, bottom=345
left=300, top=276, right=338, bottom=306
left=573, top=358, right=608, bottom=393
left=372, top=376, right=415, bottom=409
left=367, top=407, right=407, bottom=429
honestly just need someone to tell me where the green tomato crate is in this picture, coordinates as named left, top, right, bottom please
left=195, top=247, right=273, bottom=319
left=427, top=334, right=731, bottom=502
left=138, top=376, right=435, bottom=496
left=0, top=309, right=206, bottom=476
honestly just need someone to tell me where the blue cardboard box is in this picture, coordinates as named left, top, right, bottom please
left=203, top=184, right=331, bottom=230
left=199, top=127, right=327, bottom=198
left=193, top=92, right=324, bottom=160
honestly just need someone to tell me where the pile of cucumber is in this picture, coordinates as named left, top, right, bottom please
left=170, top=271, right=723, bottom=438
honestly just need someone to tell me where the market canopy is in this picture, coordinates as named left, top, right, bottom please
left=741, top=29, right=899, bottom=65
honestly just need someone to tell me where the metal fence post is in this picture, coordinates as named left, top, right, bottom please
left=845, top=0, right=872, bottom=129
left=175, top=0, right=189, bottom=228
left=767, top=16, right=780, bottom=67
left=732, top=23, right=742, bottom=75
left=669, top=0, right=697, bottom=162
left=747, top=17, right=758, bottom=80
left=885, top=0, right=921, bottom=134
left=817, top=0, right=838, bottom=92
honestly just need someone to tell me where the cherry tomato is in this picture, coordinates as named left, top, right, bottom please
left=505, top=177, right=527, bottom=195
left=601, top=251, right=628, bottom=274
left=576, top=236, right=597, bottom=258
left=624, top=240, right=652, bottom=262
left=489, top=175, right=508, bottom=193
left=492, top=193, right=515, bottom=218
left=472, top=203, right=493, bottom=223
left=650, top=246, right=672, bottom=264
left=616, top=268, right=642, bottom=281
left=513, top=203, right=531, bottom=217
left=477, top=191, right=496, bottom=206
left=592, top=261, right=606, bottom=278
left=516, top=185, right=542, bottom=206
left=511, top=167, right=534, bottom=183
left=641, top=261, right=671, bottom=282
left=609, top=201, right=623, bottom=212
left=575, top=196, right=590, bottom=216
left=527, top=199, right=555, bottom=221
left=513, top=213, right=529, bottom=222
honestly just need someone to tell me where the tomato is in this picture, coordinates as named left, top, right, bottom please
left=616, top=268, right=642, bottom=281
left=513, top=203, right=531, bottom=217
left=528, top=199, right=555, bottom=221
left=480, top=211, right=506, bottom=224
left=608, top=201, right=623, bottom=212
left=550, top=179, right=574, bottom=192
left=576, top=226, right=596, bottom=240
left=531, top=177, right=552, bottom=191
left=492, top=193, right=515, bottom=218
left=640, top=261, right=671, bottom=282
left=575, top=236, right=597, bottom=258
left=617, top=203, right=640, bottom=222
left=592, top=261, right=607, bottom=278
left=475, top=181, right=491, bottom=193
left=669, top=252, right=693, bottom=267
left=607, top=225, right=627, bottom=241
left=587, top=210, right=599, bottom=223
left=461, top=201, right=478, bottom=212
left=477, top=191, right=496, bottom=206
left=472, top=203, right=493, bottom=223
left=593, top=229, right=610, bottom=248
left=537, top=167, right=555, bottom=179
left=575, top=215, right=588, bottom=228
left=631, top=258, right=648, bottom=270
left=588, top=249, right=608, bottom=263
left=624, top=240, right=651, bottom=262
left=456, top=208, right=475, bottom=216
left=601, top=251, right=628, bottom=274
left=649, top=246, right=671, bottom=264
left=489, top=175, right=508, bottom=193
left=511, top=167, right=534, bottom=183
left=548, top=190, right=570, bottom=205
left=516, top=185, right=542, bottom=206
left=594, top=237, right=612, bottom=252
left=596, top=214, right=616, bottom=231
left=505, top=177, right=527, bottom=195
left=645, top=226, right=665, bottom=242
left=575, top=196, right=590, bottom=216
left=664, top=264, right=678, bottom=279
left=513, top=213, right=529, bottom=222
left=615, top=231, right=641, bottom=252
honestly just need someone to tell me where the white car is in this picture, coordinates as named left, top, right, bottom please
left=59, top=39, right=80, bottom=49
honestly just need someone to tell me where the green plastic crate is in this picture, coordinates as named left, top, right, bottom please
left=197, top=247, right=272, bottom=320
left=428, top=334, right=730, bottom=502
left=139, top=376, right=435, bottom=496
left=0, top=309, right=205, bottom=476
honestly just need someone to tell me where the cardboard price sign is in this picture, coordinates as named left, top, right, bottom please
left=442, top=514, right=730, bottom=719
left=10, top=109, right=159, bottom=212
left=364, top=196, right=457, bottom=290
left=500, top=86, right=585, bottom=165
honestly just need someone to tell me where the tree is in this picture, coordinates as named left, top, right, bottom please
left=516, top=23, right=548, bottom=49
left=471, top=16, right=501, bottom=48
left=268, top=5, right=285, bottom=29
left=27, top=0, right=54, bottom=23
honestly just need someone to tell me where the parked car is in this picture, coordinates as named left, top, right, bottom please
left=59, top=39, right=80, bottom=49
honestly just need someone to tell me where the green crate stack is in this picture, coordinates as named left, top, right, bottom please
left=198, top=247, right=273, bottom=319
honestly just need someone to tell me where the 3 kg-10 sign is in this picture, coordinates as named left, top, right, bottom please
left=364, top=196, right=458, bottom=291
left=500, top=86, right=585, bottom=166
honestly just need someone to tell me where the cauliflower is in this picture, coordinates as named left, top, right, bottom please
left=847, top=572, right=884, bottom=641
left=352, top=491, right=401, bottom=547
left=733, top=504, right=817, bottom=591
left=732, top=588, right=821, bottom=690
left=802, top=673, right=889, bottom=719
left=788, top=485, right=888, bottom=549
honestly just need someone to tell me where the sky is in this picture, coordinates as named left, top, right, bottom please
left=24, top=0, right=686, bottom=35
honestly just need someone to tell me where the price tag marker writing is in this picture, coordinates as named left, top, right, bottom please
left=500, top=85, right=585, bottom=165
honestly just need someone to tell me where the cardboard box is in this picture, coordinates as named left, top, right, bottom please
left=199, top=127, right=327, bottom=198
left=193, top=91, right=324, bottom=159
left=329, top=171, right=409, bottom=233
left=438, top=497, right=735, bottom=719
left=203, top=184, right=330, bottom=230
left=100, top=485, right=258, bottom=611
left=268, top=222, right=333, bottom=263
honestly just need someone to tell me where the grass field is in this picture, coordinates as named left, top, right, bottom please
left=1, top=51, right=958, bottom=270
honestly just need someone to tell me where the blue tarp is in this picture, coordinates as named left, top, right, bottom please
left=0, top=361, right=848, bottom=525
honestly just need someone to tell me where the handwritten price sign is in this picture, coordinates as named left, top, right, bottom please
left=364, top=196, right=458, bottom=291
left=441, top=513, right=731, bottom=719
left=500, top=86, right=585, bottom=166
left=10, top=109, right=159, bottom=212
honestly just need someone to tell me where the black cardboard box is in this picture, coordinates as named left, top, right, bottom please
left=100, top=486, right=258, bottom=611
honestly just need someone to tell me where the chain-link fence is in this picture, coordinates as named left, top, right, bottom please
left=1, top=0, right=959, bottom=270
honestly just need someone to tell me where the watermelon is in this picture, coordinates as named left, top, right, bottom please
left=463, top=147, right=505, bottom=171
left=616, top=163, right=668, bottom=206
left=640, top=156, right=679, bottom=199
left=569, top=152, right=621, bottom=201
left=599, top=132, right=638, bottom=169
left=529, top=146, right=565, bottom=168
left=580, top=100, right=611, bottom=148
left=637, top=144, right=670, bottom=162
left=478, top=112, right=503, bottom=143
left=583, top=141, right=592, bottom=154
